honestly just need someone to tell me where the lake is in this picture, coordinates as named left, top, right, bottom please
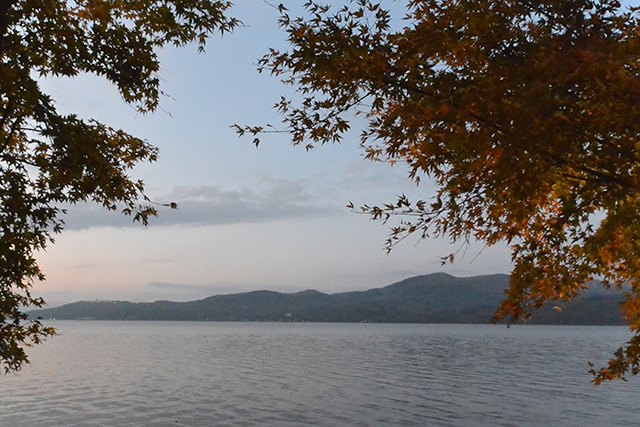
left=1, top=321, right=638, bottom=426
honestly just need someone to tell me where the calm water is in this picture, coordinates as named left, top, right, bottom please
left=1, top=321, right=639, bottom=426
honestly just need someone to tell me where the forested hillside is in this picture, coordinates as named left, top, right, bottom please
left=31, top=273, right=625, bottom=325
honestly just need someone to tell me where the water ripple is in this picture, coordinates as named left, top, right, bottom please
left=0, top=322, right=638, bottom=426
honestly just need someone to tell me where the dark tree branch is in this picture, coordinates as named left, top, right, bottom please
left=0, top=0, right=17, bottom=56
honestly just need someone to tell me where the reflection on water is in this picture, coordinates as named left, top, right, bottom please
left=0, top=322, right=637, bottom=426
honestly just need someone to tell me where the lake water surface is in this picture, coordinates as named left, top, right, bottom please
left=1, top=321, right=639, bottom=426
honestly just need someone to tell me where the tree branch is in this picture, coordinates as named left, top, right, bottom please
left=0, top=0, right=17, bottom=56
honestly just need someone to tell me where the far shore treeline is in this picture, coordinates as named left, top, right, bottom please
left=30, top=273, right=625, bottom=325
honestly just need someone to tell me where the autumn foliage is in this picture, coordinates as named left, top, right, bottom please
left=240, top=0, right=640, bottom=383
left=0, top=0, right=236, bottom=372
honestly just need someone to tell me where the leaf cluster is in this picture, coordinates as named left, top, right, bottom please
left=242, top=0, right=640, bottom=382
left=0, top=0, right=236, bottom=372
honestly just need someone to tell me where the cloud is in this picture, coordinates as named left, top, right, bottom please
left=146, top=282, right=208, bottom=290
left=71, top=263, right=99, bottom=270
left=144, top=258, right=176, bottom=264
left=61, top=178, right=342, bottom=230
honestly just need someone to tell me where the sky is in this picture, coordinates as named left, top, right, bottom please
left=32, top=1, right=512, bottom=305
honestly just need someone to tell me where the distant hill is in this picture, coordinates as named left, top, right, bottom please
left=29, top=273, right=626, bottom=325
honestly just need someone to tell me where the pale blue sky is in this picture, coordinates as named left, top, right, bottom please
left=33, top=1, right=512, bottom=305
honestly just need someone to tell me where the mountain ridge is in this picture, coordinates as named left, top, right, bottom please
left=30, top=273, right=626, bottom=325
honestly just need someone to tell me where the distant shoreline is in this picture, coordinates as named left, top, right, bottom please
left=31, top=273, right=626, bottom=326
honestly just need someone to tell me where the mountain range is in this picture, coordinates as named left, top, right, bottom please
left=30, top=273, right=627, bottom=325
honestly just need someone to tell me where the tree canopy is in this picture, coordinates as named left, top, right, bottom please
left=239, top=0, right=640, bottom=383
left=0, top=0, right=236, bottom=373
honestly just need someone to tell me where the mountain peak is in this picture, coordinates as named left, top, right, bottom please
left=29, top=273, right=624, bottom=325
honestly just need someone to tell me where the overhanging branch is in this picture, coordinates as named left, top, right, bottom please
left=0, top=0, right=17, bottom=56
